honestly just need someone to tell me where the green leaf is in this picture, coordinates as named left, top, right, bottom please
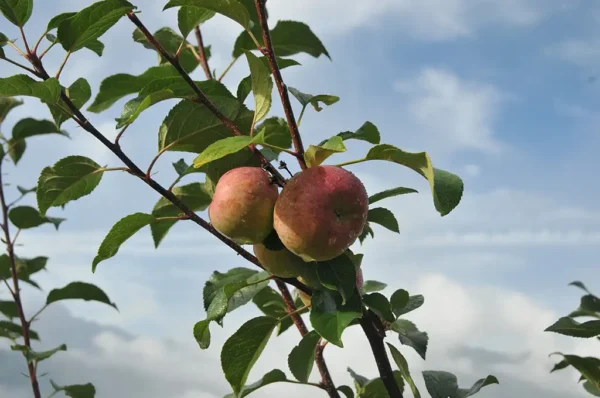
left=150, top=182, right=211, bottom=247
left=50, top=380, right=96, bottom=398
left=253, top=116, right=293, bottom=156
left=337, top=385, right=355, bottom=398
left=8, top=118, right=69, bottom=164
left=570, top=281, right=593, bottom=294
left=0, top=320, right=39, bottom=340
left=545, top=317, right=600, bottom=338
left=87, top=65, right=179, bottom=112
left=288, top=330, right=320, bottom=383
left=0, top=97, right=23, bottom=126
left=288, top=86, right=339, bottom=115
left=37, top=155, right=104, bottom=216
left=0, top=300, right=17, bottom=319
left=16, top=185, right=36, bottom=196
left=347, top=368, right=370, bottom=390
left=304, top=136, right=346, bottom=168
left=0, top=75, right=61, bottom=103
left=369, top=187, right=418, bottom=205
left=204, top=267, right=258, bottom=311
left=390, top=319, right=429, bottom=360
left=0, top=0, right=32, bottom=27
left=362, top=281, right=387, bottom=294
left=362, top=144, right=463, bottom=216
left=47, top=281, right=117, bottom=310
left=387, top=343, right=421, bottom=398
left=394, top=294, right=424, bottom=317
left=92, top=213, right=155, bottom=272
left=367, top=208, right=399, bottom=233
left=12, top=343, right=67, bottom=364
left=550, top=354, right=600, bottom=391
left=47, top=78, right=92, bottom=128
left=47, top=12, right=75, bottom=31
left=363, top=293, right=395, bottom=322
left=584, top=380, right=600, bottom=397
left=177, top=6, right=215, bottom=38
left=224, top=369, right=289, bottom=398
left=390, top=289, right=409, bottom=317
left=332, top=121, right=381, bottom=145
left=221, top=316, right=278, bottom=396
left=132, top=27, right=208, bottom=73
left=422, top=371, right=499, bottom=398
left=237, top=57, right=301, bottom=104
left=8, top=206, right=65, bottom=230
left=245, top=50, right=273, bottom=126
left=83, top=39, right=104, bottom=56
left=252, top=286, right=294, bottom=336
left=172, top=158, right=189, bottom=176
left=193, top=319, right=210, bottom=349
left=317, top=253, right=357, bottom=304
left=569, top=294, right=600, bottom=318
left=310, top=289, right=361, bottom=347
left=358, top=372, right=405, bottom=398
left=56, top=0, right=135, bottom=53
left=192, top=135, right=253, bottom=169
left=164, top=0, right=252, bottom=30
left=358, top=223, right=374, bottom=244
left=0, top=32, right=7, bottom=57
left=0, top=255, right=47, bottom=289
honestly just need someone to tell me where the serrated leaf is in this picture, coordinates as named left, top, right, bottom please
left=8, top=206, right=65, bottom=230
left=193, top=319, right=210, bottom=349
left=0, top=0, right=33, bottom=27
left=310, top=289, right=361, bottom=347
left=253, top=116, right=293, bottom=153
left=549, top=354, right=600, bottom=391
left=304, top=136, right=346, bottom=168
left=92, top=213, right=155, bottom=272
left=0, top=75, right=61, bottom=103
left=47, top=78, right=92, bottom=128
left=150, top=182, right=211, bottom=247
left=545, top=317, right=600, bottom=338
left=394, top=294, right=424, bottom=317
left=56, top=0, right=135, bottom=53
left=0, top=300, right=18, bottom=319
left=362, top=281, right=387, bottom=293
left=0, top=97, right=23, bottom=126
left=204, top=267, right=258, bottom=311
left=88, top=65, right=179, bottom=112
left=37, top=156, right=104, bottom=216
left=332, top=121, right=381, bottom=145
left=12, top=343, right=67, bottom=364
left=177, top=6, right=214, bottom=38
left=224, top=369, right=289, bottom=398
left=390, top=319, right=428, bottom=360
left=47, top=281, right=117, bottom=310
left=367, top=207, right=399, bottom=233
left=387, top=343, right=421, bottom=398
left=165, top=0, right=251, bottom=30
left=221, top=316, right=278, bottom=395
left=8, top=118, right=69, bottom=164
left=237, top=57, right=301, bottom=104
left=289, top=86, right=339, bottom=118
left=363, top=293, right=395, bottom=322
left=288, top=330, right=320, bottom=383
left=422, top=371, right=499, bottom=398
left=252, top=286, right=294, bottom=336
left=245, top=50, right=273, bottom=126
left=50, top=380, right=96, bottom=398
left=317, top=252, right=357, bottom=304
left=0, top=320, right=39, bottom=340
left=570, top=294, right=600, bottom=318
left=369, top=187, right=418, bottom=205
left=192, top=135, right=253, bottom=169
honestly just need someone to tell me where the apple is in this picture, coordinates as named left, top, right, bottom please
left=208, top=167, right=278, bottom=244
left=253, top=243, right=308, bottom=278
left=273, top=165, right=369, bottom=262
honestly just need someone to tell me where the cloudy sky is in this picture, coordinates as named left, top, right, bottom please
left=1, top=0, right=600, bottom=397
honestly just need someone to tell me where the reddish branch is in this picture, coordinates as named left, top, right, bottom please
left=193, top=26, right=212, bottom=80
left=0, top=159, right=41, bottom=398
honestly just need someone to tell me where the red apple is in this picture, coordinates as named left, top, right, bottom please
left=273, top=165, right=369, bottom=262
left=253, top=243, right=308, bottom=278
left=208, top=167, right=278, bottom=244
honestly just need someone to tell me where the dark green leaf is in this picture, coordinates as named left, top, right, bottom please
left=367, top=207, right=399, bottom=233
left=289, top=86, right=339, bottom=115
left=390, top=319, right=428, bottom=360
left=347, top=367, right=370, bottom=389
left=37, top=155, right=104, bottom=216
left=570, top=281, right=592, bottom=293
left=172, top=158, right=189, bottom=176
left=387, top=343, right=421, bottom=398
left=0, top=0, right=33, bottom=27
left=47, top=12, right=75, bottom=31
left=0, top=32, right=6, bottom=57
left=358, top=223, right=374, bottom=244
left=221, top=316, right=278, bottom=396
left=8, top=206, right=65, bottom=230
left=337, top=385, right=355, bottom=398
left=12, top=343, right=67, bottom=364
left=332, top=121, right=381, bottom=145
left=8, top=118, right=69, bottom=164
left=165, top=0, right=251, bottom=30
left=310, top=289, right=361, bottom=347
left=288, top=330, right=320, bottom=383
left=584, top=380, right=600, bottom=396
left=92, top=213, right=155, bottom=272
left=369, top=187, right=418, bottom=205
left=394, top=294, right=424, bottom=317
left=237, top=57, right=301, bottom=104
left=363, top=293, right=395, bottom=322
left=16, top=185, right=36, bottom=196
left=204, top=267, right=258, bottom=311
left=550, top=354, right=600, bottom=391
left=50, top=380, right=96, bottom=398
left=359, top=372, right=405, bottom=398
left=0, top=255, right=47, bottom=289
left=390, top=289, right=409, bottom=317
left=0, top=97, right=23, bottom=126
left=317, top=252, right=357, bottom=304
left=304, top=136, right=346, bottom=168
left=0, top=75, right=61, bottom=103
left=177, top=6, right=215, bottom=38
left=252, top=286, right=294, bottom=336
left=47, top=281, right=117, bottom=310
left=0, top=320, right=39, bottom=340
left=245, top=50, right=273, bottom=125
left=0, top=300, right=17, bottom=319
left=422, top=371, right=499, bottom=398
left=56, top=0, right=135, bottom=53
left=193, top=319, right=210, bottom=349
left=253, top=116, right=293, bottom=154
left=48, top=78, right=92, bottom=128
left=83, top=39, right=104, bottom=56
left=545, top=317, right=600, bottom=338
left=224, top=369, right=289, bottom=398
left=362, top=280, right=387, bottom=294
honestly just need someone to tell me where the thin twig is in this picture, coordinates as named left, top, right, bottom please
left=7, top=41, right=27, bottom=58
left=217, top=56, right=239, bottom=82
left=19, top=27, right=31, bottom=55
left=253, top=0, right=307, bottom=170
left=115, top=123, right=130, bottom=146
left=194, top=26, right=212, bottom=80
left=0, top=56, right=40, bottom=76
left=0, top=156, right=41, bottom=398
left=55, top=51, right=71, bottom=79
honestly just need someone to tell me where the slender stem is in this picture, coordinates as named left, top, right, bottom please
left=31, top=31, right=48, bottom=55
left=7, top=41, right=26, bottom=57
left=0, top=157, right=41, bottom=398
left=126, top=13, right=287, bottom=187
left=359, top=310, right=403, bottom=398
left=146, top=148, right=168, bottom=179
left=28, top=304, right=48, bottom=326
left=194, top=25, right=212, bottom=80
left=99, top=167, right=130, bottom=173
left=334, top=158, right=366, bottom=168
left=253, top=0, right=307, bottom=170
left=115, top=123, right=130, bottom=146
left=55, top=51, right=71, bottom=79
left=275, top=280, right=340, bottom=398
left=168, top=175, right=184, bottom=192
left=38, top=42, right=56, bottom=60
left=217, top=56, right=239, bottom=82
left=0, top=56, right=39, bottom=75
left=297, top=106, right=307, bottom=127
left=19, top=27, right=31, bottom=55
left=278, top=303, right=310, bottom=322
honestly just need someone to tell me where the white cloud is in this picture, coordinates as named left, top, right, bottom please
left=546, top=39, right=600, bottom=68
left=464, top=164, right=482, bottom=177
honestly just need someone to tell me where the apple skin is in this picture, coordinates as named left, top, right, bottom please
left=273, top=165, right=369, bottom=262
left=208, top=167, right=278, bottom=245
left=253, top=243, right=308, bottom=278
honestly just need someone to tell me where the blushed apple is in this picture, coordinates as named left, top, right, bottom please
left=208, top=167, right=278, bottom=244
left=274, top=165, right=369, bottom=262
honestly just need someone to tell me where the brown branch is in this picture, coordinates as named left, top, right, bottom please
left=194, top=26, right=212, bottom=80
left=126, top=12, right=287, bottom=186
left=0, top=158, right=41, bottom=398
left=253, top=0, right=307, bottom=170
left=275, top=280, right=340, bottom=398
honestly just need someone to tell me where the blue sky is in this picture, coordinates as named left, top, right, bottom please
left=1, top=1, right=600, bottom=397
